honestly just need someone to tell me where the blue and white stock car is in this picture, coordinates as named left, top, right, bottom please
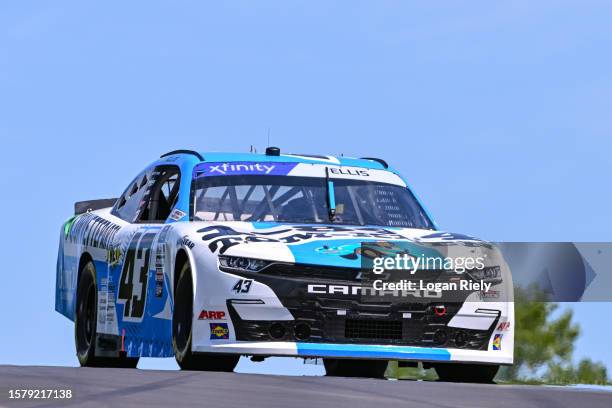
left=56, top=148, right=513, bottom=382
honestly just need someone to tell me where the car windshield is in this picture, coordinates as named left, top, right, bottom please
left=192, top=175, right=434, bottom=229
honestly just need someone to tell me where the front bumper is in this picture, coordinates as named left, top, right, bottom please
left=227, top=300, right=497, bottom=350
left=193, top=341, right=513, bottom=365
left=193, top=263, right=514, bottom=366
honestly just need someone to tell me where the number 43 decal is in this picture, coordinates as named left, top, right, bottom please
left=118, top=231, right=156, bottom=321
left=232, top=279, right=252, bottom=294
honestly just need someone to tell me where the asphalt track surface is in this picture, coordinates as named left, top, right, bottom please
left=1, top=366, right=611, bottom=408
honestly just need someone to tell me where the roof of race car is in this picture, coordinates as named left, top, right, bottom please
left=157, top=150, right=393, bottom=171
left=152, top=149, right=436, bottom=229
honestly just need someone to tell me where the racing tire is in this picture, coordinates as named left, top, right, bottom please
left=172, top=261, right=239, bottom=372
left=434, top=363, right=499, bottom=383
left=323, top=359, right=388, bottom=379
left=75, top=259, right=139, bottom=368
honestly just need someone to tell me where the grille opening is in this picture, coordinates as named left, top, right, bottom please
left=259, top=264, right=360, bottom=282
left=345, top=319, right=402, bottom=340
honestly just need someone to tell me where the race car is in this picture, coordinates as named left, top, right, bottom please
left=55, top=147, right=513, bottom=382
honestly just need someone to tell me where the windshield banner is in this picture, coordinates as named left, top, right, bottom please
left=193, top=162, right=407, bottom=186
left=193, top=162, right=299, bottom=177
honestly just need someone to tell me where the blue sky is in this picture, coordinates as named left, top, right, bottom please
left=1, top=1, right=611, bottom=374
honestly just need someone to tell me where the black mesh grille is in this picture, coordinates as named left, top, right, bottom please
left=258, top=263, right=360, bottom=282
left=345, top=319, right=403, bottom=340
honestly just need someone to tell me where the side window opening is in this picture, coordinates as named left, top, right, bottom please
left=136, top=166, right=181, bottom=223
left=113, top=166, right=182, bottom=224
left=112, top=171, right=151, bottom=222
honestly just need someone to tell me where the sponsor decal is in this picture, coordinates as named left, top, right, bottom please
left=198, top=310, right=226, bottom=320
left=154, top=226, right=171, bottom=298
left=492, top=334, right=502, bottom=350
left=107, top=246, right=122, bottom=267
left=169, top=208, right=186, bottom=221
left=198, top=225, right=405, bottom=254
left=497, top=322, right=511, bottom=331
left=210, top=323, right=230, bottom=340
left=68, top=213, right=121, bottom=250
left=98, top=278, right=116, bottom=326
left=194, top=162, right=298, bottom=177
left=337, top=241, right=409, bottom=261
left=315, top=243, right=359, bottom=255
left=179, top=235, right=195, bottom=249
left=479, top=289, right=500, bottom=299
left=155, top=270, right=164, bottom=298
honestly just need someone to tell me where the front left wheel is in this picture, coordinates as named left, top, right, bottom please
left=75, top=259, right=138, bottom=368
left=172, top=261, right=239, bottom=372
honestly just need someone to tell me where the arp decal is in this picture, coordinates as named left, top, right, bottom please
left=492, top=334, right=502, bottom=350
left=117, top=230, right=156, bottom=321
left=193, top=162, right=298, bottom=177
left=497, top=322, right=511, bottom=331
left=210, top=323, right=230, bottom=339
left=198, top=225, right=405, bottom=254
left=479, top=289, right=500, bottom=300
left=198, top=310, right=226, bottom=320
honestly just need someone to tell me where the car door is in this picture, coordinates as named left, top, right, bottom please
left=107, top=165, right=181, bottom=357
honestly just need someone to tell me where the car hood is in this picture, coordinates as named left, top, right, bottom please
left=185, top=221, right=484, bottom=269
